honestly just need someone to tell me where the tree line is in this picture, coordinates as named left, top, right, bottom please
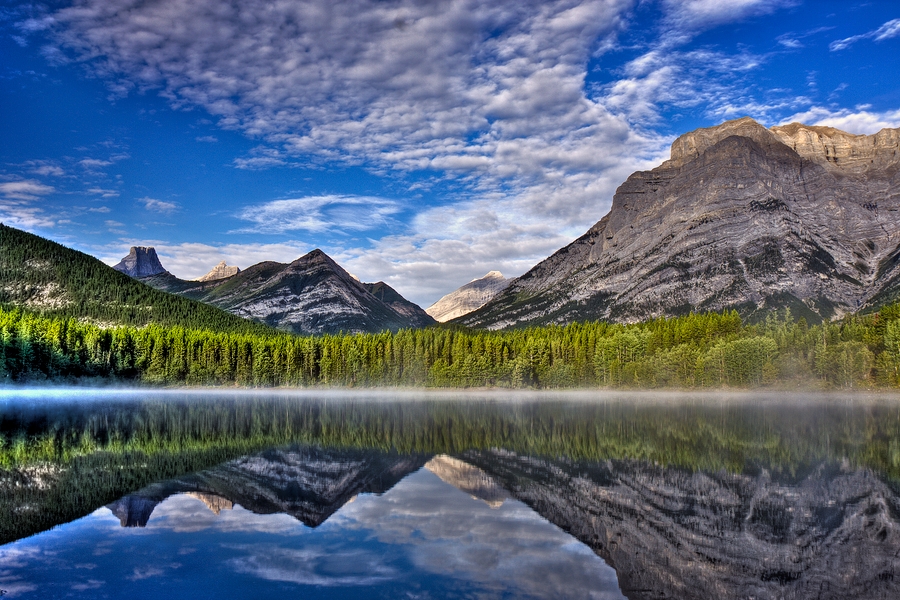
left=2, top=302, right=900, bottom=388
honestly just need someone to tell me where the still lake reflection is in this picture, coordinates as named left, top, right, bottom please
left=1, top=390, right=900, bottom=599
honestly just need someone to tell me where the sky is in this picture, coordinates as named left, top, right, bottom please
left=1, top=0, right=899, bottom=308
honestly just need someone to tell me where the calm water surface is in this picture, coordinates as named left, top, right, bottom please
left=1, top=389, right=899, bottom=599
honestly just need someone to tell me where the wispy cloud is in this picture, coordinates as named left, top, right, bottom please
left=662, top=0, right=798, bottom=34
left=139, top=197, right=179, bottom=213
left=0, top=179, right=55, bottom=201
left=830, top=18, right=900, bottom=51
left=87, top=187, right=119, bottom=198
left=195, top=135, right=218, bottom=143
left=236, top=195, right=403, bottom=235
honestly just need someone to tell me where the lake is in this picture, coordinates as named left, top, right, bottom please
left=0, top=389, right=899, bottom=599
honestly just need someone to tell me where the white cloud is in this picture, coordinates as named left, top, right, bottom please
left=236, top=195, right=403, bottom=235
left=0, top=179, right=54, bottom=200
left=778, top=106, right=900, bottom=135
left=78, top=158, right=113, bottom=169
left=830, top=18, right=900, bottom=51
left=662, top=0, right=797, bottom=38
left=88, top=206, right=111, bottom=213
left=87, top=187, right=119, bottom=198
left=195, top=135, right=218, bottom=143
left=139, top=197, right=179, bottom=213
left=29, top=163, right=65, bottom=177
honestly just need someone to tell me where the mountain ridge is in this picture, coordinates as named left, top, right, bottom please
left=139, top=248, right=434, bottom=335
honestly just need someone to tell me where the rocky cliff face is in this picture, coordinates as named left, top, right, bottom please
left=460, top=117, right=900, bottom=328
left=197, top=261, right=240, bottom=282
left=112, top=246, right=168, bottom=278
left=426, top=271, right=509, bottom=322
left=465, top=450, right=900, bottom=600
left=142, top=249, right=435, bottom=335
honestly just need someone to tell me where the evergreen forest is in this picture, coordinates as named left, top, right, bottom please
left=2, top=301, right=900, bottom=389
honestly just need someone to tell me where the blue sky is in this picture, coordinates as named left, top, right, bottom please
left=1, top=0, right=899, bottom=307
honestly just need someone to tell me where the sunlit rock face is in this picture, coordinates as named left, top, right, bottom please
left=464, top=450, right=900, bottom=600
left=112, top=246, right=168, bottom=278
left=105, top=446, right=428, bottom=528
left=426, top=271, right=509, bottom=322
left=141, top=249, right=434, bottom=334
left=197, top=261, right=240, bottom=282
left=461, top=117, right=900, bottom=328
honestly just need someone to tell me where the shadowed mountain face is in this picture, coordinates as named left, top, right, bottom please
left=107, top=445, right=428, bottom=528
left=460, top=117, right=900, bottom=328
left=140, top=249, right=434, bottom=334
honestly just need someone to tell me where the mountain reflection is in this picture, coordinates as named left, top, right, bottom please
left=106, top=445, right=427, bottom=528
left=98, top=443, right=900, bottom=600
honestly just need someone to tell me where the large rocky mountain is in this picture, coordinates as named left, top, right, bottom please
left=460, top=117, right=900, bottom=328
left=140, top=249, right=434, bottom=335
left=425, top=271, right=509, bottom=322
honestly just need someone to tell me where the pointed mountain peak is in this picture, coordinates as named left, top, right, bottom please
left=113, top=246, right=167, bottom=278
left=479, top=271, right=505, bottom=281
left=197, top=260, right=240, bottom=282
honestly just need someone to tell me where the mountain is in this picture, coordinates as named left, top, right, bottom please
left=197, top=260, right=240, bottom=282
left=425, top=271, right=509, bottom=322
left=140, top=249, right=435, bottom=335
left=460, top=117, right=900, bottom=328
left=112, top=246, right=168, bottom=278
left=0, top=224, right=271, bottom=334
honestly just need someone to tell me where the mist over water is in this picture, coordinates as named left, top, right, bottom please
left=1, top=389, right=899, bottom=599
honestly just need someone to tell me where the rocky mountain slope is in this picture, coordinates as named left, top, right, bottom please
left=139, top=249, right=434, bottom=335
left=465, top=450, right=900, bottom=600
left=197, top=260, right=240, bottom=281
left=0, top=224, right=270, bottom=333
left=460, top=117, right=900, bottom=328
left=112, top=246, right=168, bottom=278
left=426, top=271, right=509, bottom=322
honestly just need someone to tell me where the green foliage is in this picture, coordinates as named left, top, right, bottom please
left=3, top=296, right=900, bottom=388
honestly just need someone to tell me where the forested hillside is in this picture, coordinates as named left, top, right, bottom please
left=2, top=303, right=899, bottom=389
left=0, top=224, right=271, bottom=334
